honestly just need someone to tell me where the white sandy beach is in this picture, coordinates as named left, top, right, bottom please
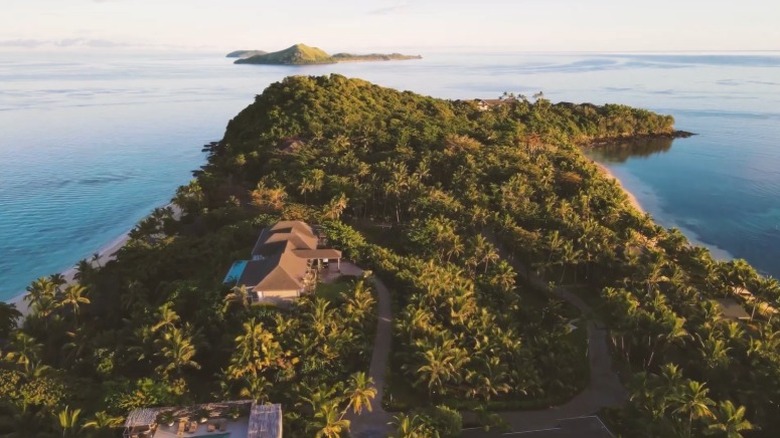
left=7, top=231, right=131, bottom=319
left=6, top=204, right=181, bottom=320
left=593, top=161, right=646, bottom=214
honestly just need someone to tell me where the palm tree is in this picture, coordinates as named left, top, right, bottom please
left=155, top=326, right=200, bottom=378
left=559, top=240, right=582, bottom=283
left=0, top=301, right=22, bottom=338
left=341, top=371, right=377, bottom=416
left=2, top=403, right=50, bottom=438
left=24, top=277, right=56, bottom=307
left=227, top=318, right=283, bottom=379
left=673, top=380, right=715, bottom=436
left=704, top=400, right=754, bottom=438
left=238, top=374, right=272, bottom=403
left=49, top=273, right=67, bottom=288
left=150, top=302, right=180, bottom=333
left=311, top=400, right=350, bottom=438
left=322, top=193, right=349, bottom=220
left=343, top=281, right=375, bottom=325
left=414, top=338, right=467, bottom=397
left=391, top=413, right=437, bottom=438
left=489, top=260, right=516, bottom=294
left=4, top=331, right=44, bottom=375
left=222, top=286, right=252, bottom=313
left=74, top=259, right=94, bottom=282
left=32, top=293, right=58, bottom=319
left=56, top=406, right=81, bottom=438
left=82, top=411, right=124, bottom=438
left=308, top=299, right=336, bottom=340
left=59, top=284, right=90, bottom=318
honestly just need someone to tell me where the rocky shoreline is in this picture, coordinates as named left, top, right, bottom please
left=586, top=130, right=695, bottom=148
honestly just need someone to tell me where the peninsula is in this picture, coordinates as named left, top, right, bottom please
left=2, top=76, right=776, bottom=438
left=231, top=43, right=421, bottom=65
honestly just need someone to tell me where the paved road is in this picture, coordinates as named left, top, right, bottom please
left=343, top=237, right=626, bottom=437
left=461, top=234, right=626, bottom=436
left=346, top=267, right=393, bottom=438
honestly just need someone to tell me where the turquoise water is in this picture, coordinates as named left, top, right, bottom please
left=223, top=260, right=248, bottom=284
left=1, top=51, right=779, bottom=300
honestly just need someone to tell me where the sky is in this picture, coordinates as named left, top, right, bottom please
left=1, top=0, right=779, bottom=53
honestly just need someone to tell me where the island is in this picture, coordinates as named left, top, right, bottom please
left=2, top=75, right=776, bottom=438
left=225, top=49, right=267, bottom=59
left=231, top=43, right=421, bottom=65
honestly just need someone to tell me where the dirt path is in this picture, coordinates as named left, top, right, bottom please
left=345, top=264, right=393, bottom=438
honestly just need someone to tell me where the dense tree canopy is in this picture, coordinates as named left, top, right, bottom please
left=2, top=74, right=776, bottom=437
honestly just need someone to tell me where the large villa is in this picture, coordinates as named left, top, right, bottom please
left=223, top=221, right=342, bottom=302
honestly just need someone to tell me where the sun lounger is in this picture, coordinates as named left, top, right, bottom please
left=188, top=421, right=198, bottom=433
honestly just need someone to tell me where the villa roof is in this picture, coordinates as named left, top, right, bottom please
left=715, top=298, right=751, bottom=320
left=251, top=221, right=317, bottom=256
left=292, top=248, right=342, bottom=259
left=235, top=221, right=340, bottom=293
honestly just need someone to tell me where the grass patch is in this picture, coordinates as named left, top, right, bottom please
left=315, top=275, right=358, bottom=303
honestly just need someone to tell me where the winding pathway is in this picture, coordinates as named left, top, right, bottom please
left=342, top=235, right=625, bottom=437
left=462, top=235, right=626, bottom=436
left=343, top=262, right=393, bottom=438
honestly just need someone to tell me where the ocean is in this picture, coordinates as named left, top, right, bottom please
left=1, top=50, right=779, bottom=301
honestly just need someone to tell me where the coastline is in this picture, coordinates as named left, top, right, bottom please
left=5, top=203, right=181, bottom=321
left=6, top=231, right=132, bottom=320
left=592, top=161, right=646, bottom=214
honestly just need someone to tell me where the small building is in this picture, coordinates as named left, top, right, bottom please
left=223, top=221, right=341, bottom=303
left=123, top=400, right=282, bottom=438
left=714, top=298, right=751, bottom=321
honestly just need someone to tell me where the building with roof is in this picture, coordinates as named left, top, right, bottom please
left=714, top=298, right=751, bottom=321
left=123, top=400, right=281, bottom=438
left=223, top=221, right=342, bottom=303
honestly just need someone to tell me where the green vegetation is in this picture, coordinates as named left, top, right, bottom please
left=1, top=74, right=778, bottom=437
left=235, top=44, right=334, bottom=65
left=226, top=50, right=268, bottom=59
left=331, top=52, right=422, bottom=62
left=234, top=43, right=422, bottom=65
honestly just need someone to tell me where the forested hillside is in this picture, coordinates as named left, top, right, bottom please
left=2, top=75, right=777, bottom=437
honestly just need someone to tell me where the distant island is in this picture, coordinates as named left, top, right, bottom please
left=231, top=43, right=422, bottom=65
left=225, top=50, right=268, bottom=59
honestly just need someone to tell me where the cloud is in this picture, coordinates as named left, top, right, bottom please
left=369, top=1, right=409, bottom=15
left=0, top=39, right=42, bottom=48
left=0, top=38, right=133, bottom=48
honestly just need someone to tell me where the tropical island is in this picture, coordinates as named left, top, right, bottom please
left=1, top=75, right=778, bottom=437
left=226, top=50, right=268, bottom=59
left=231, top=43, right=422, bottom=65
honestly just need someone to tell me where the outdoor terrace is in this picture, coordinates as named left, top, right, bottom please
left=123, top=400, right=281, bottom=438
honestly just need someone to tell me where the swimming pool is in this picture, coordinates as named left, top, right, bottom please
left=222, top=260, right=248, bottom=284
